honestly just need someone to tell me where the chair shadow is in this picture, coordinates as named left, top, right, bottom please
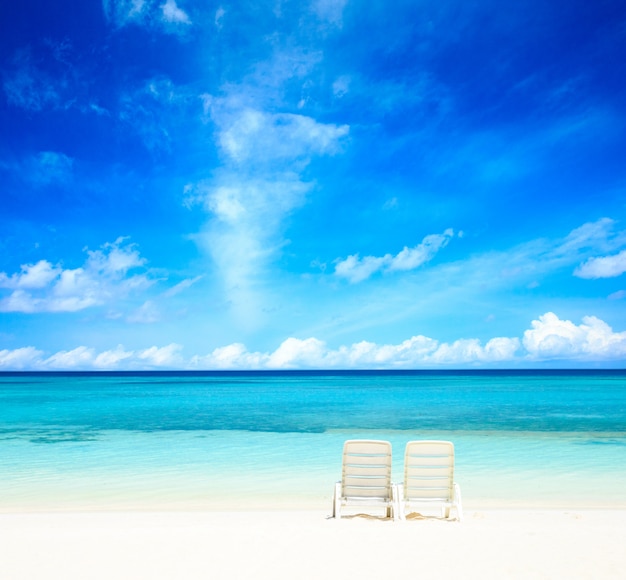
left=326, top=513, right=393, bottom=521
left=405, top=512, right=460, bottom=522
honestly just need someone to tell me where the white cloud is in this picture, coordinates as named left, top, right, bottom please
left=190, top=89, right=349, bottom=327
left=94, top=346, right=134, bottom=368
left=389, top=230, right=455, bottom=272
left=0, top=312, right=623, bottom=370
left=335, top=229, right=455, bottom=283
left=0, top=343, right=181, bottom=370
left=427, top=337, right=521, bottom=364
left=0, top=347, right=44, bottom=370
left=45, top=347, right=96, bottom=369
left=161, top=0, right=190, bottom=24
left=190, top=333, right=520, bottom=370
left=334, top=255, right=388, bottom=284
left=190, top=176, right=313, bottom=325
left=574, top=249, right=626, bottom=279
left=523, top=312, right=626, bottom=360
left=207, top=103, right=349, bottom=165
left=188, top=313, right=622, bottom=368
left=0, top=238, right=153, bottom=313
left=183, top=39, right=347, bottom=332
left=267, top=337, right=328, bottom=368
left=137, top=343, right=183, bottom=367
left=0, top=260, right=60, bottom=289
left=190, top=343, right=269, bottom=369
left=334, top=336, right=440, bottom=367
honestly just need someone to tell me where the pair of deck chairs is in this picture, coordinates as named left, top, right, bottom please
left=332, top=439, right=463, bottom=522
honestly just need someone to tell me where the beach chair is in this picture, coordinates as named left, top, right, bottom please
left=332, top=439, right=397, bottom=520
left=398, top=440, right=463, bottom=522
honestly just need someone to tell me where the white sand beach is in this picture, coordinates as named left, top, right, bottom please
left=1, top=508, right=625, bottom=579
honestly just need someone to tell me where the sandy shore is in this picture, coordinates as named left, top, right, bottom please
left=1, top=508, right=625, bottom=579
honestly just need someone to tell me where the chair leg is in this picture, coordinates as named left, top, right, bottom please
left=333, top=482, right=341, bottom=519
left=454, top=483, right=463, bottom=522
left=394, top=484, right=403, bottom=521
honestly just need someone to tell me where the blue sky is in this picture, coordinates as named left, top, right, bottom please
left=1, top=0, right=626, bottom=369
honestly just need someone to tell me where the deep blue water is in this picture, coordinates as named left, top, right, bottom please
left=1, top=370, right=625, bottom=435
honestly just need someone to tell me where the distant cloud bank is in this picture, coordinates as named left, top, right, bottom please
left=2, top=312, right=625, bottom=370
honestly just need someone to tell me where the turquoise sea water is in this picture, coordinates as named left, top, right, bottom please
left=1, top=370, right=625, bottom=511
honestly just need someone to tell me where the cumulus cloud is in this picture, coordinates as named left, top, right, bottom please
left=0, top=347, right=45, bottom=370
left=187, top=314, right=626, bottom=368
left=190, top=332, right=521, bottom=369
left=0, top=238, right=153, bottom=313
left=335, top=229, right=455, bottom=283
left=190, top=343, right=269, bottom=370
left=1, top=312, right=624, bottom=370
left=0, top=260, right=60, bottom=289
left=0, top=343, right=182, bottom=370
left=427, top=337, right=521, bottom=364
left=45, top=347, right=96, bottom=369
left=137, top=343, right=184, bottom=366
left=523, top=312, right=626, bottom=360
left=574, top=250, right=626, bottom=279
left=267, top=337, right=328, bottom=368
left=94, top=346, right=134, bottom=368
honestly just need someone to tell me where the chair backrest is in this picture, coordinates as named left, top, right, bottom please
left=404, top=440, right=455, bottom=501
left=341, top=440, right=393, bottom=500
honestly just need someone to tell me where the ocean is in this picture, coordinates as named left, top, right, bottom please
left=1, top=370, right=625, bottom=511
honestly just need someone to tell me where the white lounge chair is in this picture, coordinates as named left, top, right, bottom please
left=332, top=439, right=397, bottom=520
left=398, top=440, right=463, bottom=522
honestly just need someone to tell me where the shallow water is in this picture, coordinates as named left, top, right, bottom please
left=1, top=371, right=625, bottom=510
